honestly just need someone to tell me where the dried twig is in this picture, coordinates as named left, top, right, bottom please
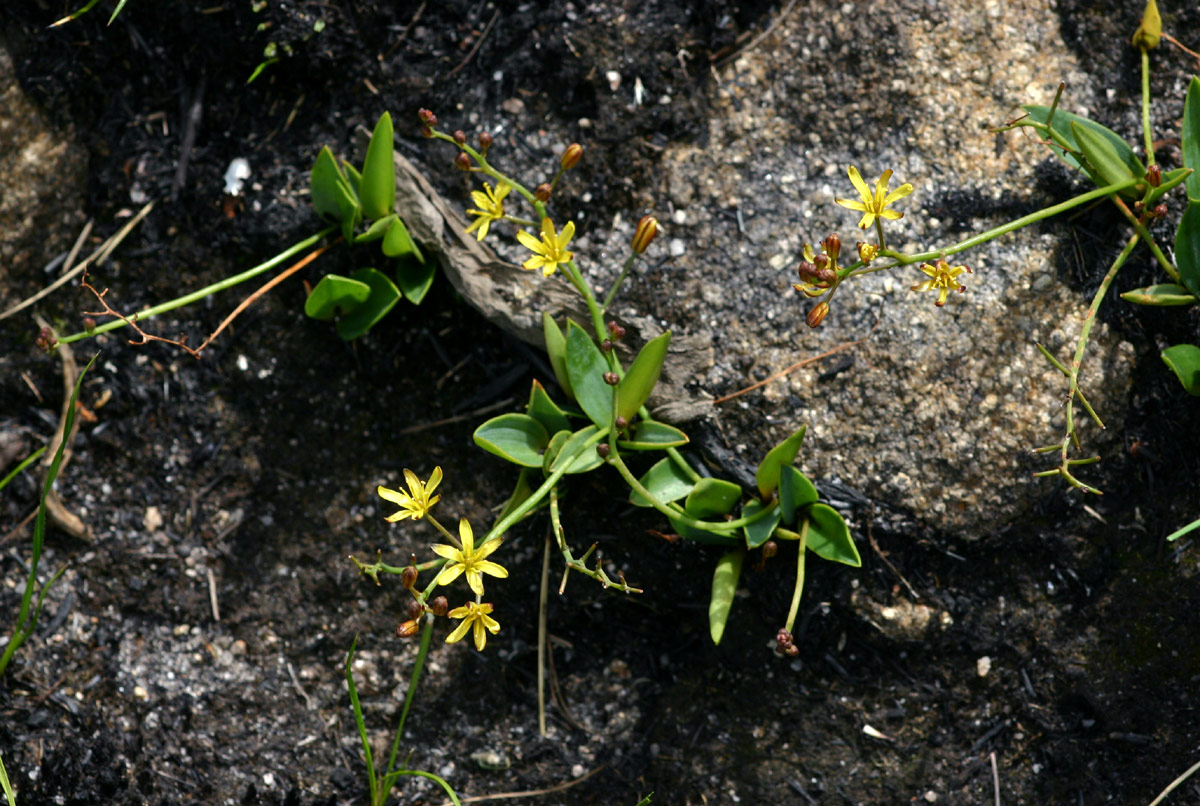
left=712, top=337, right=867, bottom=405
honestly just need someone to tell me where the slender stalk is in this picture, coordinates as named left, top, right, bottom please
left=783, top=519, right=809, bottom=634
left=602, top=254, right=638, bottom=311
left=537, top=526, right=551, bottom=737
left=384, top=619, right=434, bottom=780
left=1141, top=49, right=1156, bottom=167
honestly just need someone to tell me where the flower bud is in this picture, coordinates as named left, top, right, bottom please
left=478, top=131, right=493, bottom=152
left=806, top=301, right=830, bottom=328
left=632, top=215, right=659, bottom=254
left=83, top=317, right=97, bottom=333
left=35, top=327, right=57, bottom=352
left=406, top=599, right=424, bottom=620
left=396, top=619, right=421, bottom=638
left=401, top=565, right=418, bottom=590
left=601, top=339, right=614, bottom=352
left=775, top=628, right=794, bottom=649
left=560, top=142, right=583, bottom=170
left=534, top=183, right=552, bottom=202
left=428, top=596, right=449, bottom=617
left=857, top=241, right=878, bottom=264
left=813, top=254, right=829, bottom=271
left=821, top=233, right=841, bottom=261
left=418, top=108, right=438, bottom=125
left=1146, top=164, right=1161, bottom=187
left=603, top=372, right=619, bottom=386
left=761, top=540, right=778, bottom=560
left=453, top=130, right=467, bottom=145
left=596, top=443, right=610, bottom=459
left=1151, top=203, right=1168, bottom=219
left=607, top=321, right=626, bottom=340
left=615, top=415, right=629, bottom=430
left=454, top=152, right=471, bottom=171
left=1131, top=0, right=1161, bottom=50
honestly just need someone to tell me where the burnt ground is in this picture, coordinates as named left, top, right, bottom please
left=2, top=1, right=1200, bottom=805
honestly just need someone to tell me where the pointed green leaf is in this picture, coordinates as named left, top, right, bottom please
left=548, top=424, right=605, bottom=475
left=1162, top=344, right=1200, bottom=396
left=805, top=503, right=860, bottom=567
left=709, top=548, right=745, bottom=645
left=630, top=457, right=695, bottom=507
left=616, top=331, right=671, bottom=423
left=354, top=213, right=397, bottom=244
left=335, top=268, right=400, bottom=340
left=742, top=500, right=781, bottom=550
left=496, top=468, right=540, bottom=524
left=311, top=146, right=349, bottom=221
left=565, top=320, right=613, bottom=428
left=685, top=478, right=742, bottom=519
left=473, top=413, right=550, bottom=467
left=343, top=162, right=362, bottom=200
left=1070, top=121, right=1141, bottom=191
left=304, top=274, right=371, bottom=320
left=1183, top=76, right=1200, bottom=200
left=1176, top=201, right=1200, bottom=297
left=395, top=257, right=435, bottom=305
left=542, top=430, right=571, bottom=474
left=1023, top=105, right=1144, bottom=197
left=360, top=112, right=395, bottom=220
left=526, top=380, right=572, bottom=436
left=542, top=313, right=574, bottom=400
left=382, top=216, right=425, bottom=262
left=778, top=465, right=819, bottom=525
left=617, top=420, right=690, bottom=450
left=1119, top=283, right=1197, bottom=306
left=755, top=425, right=807, bottom=499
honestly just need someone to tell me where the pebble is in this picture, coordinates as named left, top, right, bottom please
left=133, top=685, right=149, bottom=701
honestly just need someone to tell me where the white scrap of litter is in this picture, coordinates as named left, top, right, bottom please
left=223, top=157, right=252, bottom=196
left=862, top=724, right=893, bottom=741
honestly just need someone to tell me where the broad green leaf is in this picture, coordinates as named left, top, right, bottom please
left=617, top=421, right=689, bottom=450
left=804, top=503, right=860, bottom=567
left=1119, top=283, right=1197, bottom=306
left=1023, top=105, right=1144, bottom=197
left=335, top=268, right=399, bottom=340
left=354, top=213, right=396, bottom=244
left=526, top=379, right=571, bottom=436
left=755, top=425, right=807, bottom=499
left=616, top=331, right=671, bottom=423
left=742, top=500, right=781, bottom=550
left=630, top=457, right=694, bottom=507
left=709, top=548, right=745, bottom=645
left=542, top=313, right=574, bottom=400
left=382, top=216, right=425, bottom=262
left=1161, top=344, right=1200, bottom=396
left=496, top=468, right=539, bottom=524
left=1070, top=121, right=1140, bottom=191
left=685, top=478, right=742, bottom=519
left=304, top=273, right=371, bottom=320
left=473, top=413, right=550, bottom=467
left=549, top=424, right=606, bottom=475
left=1183, top=76, right=1200, bottom=200
left=565, top=320, right=613, bottom=428
left=1176, top=201, right=1200, bottom=298
left=542, top=430, right=571, bottom=473
left=395, top=257, right=435, bottom=304
left=360, top=112, right=395, bottom=220
left=778, top=465, right=819, bottom=525
left=311, top=146, right=349, bottom=221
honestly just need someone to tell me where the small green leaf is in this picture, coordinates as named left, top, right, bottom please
left=311, top=146, right=349, bottom=221
left=1119, top=283, right=1198, bottom=306
left=382, top=216, right=425, bottom=262
left=616, top=331, right=671, bottom=423
left=496, top=468, right=540, bottom=524
left=335, top=268, right=400, bottom=340
left=742, top=500, right=781, bottom=550
left=542, top=430, right=571, bottom=473
left=685, top=478, right=742, bottom=519
left=343, top=163, right=363, bottom=200
left=565, top=320, right=613, bottom=428
left=1176, top=201, right=1200, bottom=298
left=542, top=313, right=574, bottom=400
left=778, top=465, right=819, bottom=525
left=304, top=274, right=371, bottom=320
left=360, top=112, right=396, bottom=220
left=755, top=425, right=807, bottom=499
left=617, top=421, right=689, bottom=450
left=474, top=413, right=550, bottom=467
left=631, top=457, right=694, bottom=507
left=709, top=548, right=745, bottom=645
left=1071, top=121, right=1141, bottom=191
left=1162, top=344, right=1200, bottom=396
left=395, top=257, right=435, bottom=304
left=526, top=380, right=572, bottom=436
left=548, top=424, right=605, bottom=475
left=354, top=213, right=397, bottom=244
left=1183, top=76, right=1200, bottom=199
left=805, top=503, right=860, bottom=567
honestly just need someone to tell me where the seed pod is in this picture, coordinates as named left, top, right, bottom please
left=561, top=142, right=583, bottom=170
left=806, top=301, right=830, bottom=328
left=632, top=215, right=659, bottom=254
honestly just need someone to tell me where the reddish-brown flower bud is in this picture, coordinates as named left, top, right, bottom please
left=406, top=599, right=424, bottom=620
left=806, top=301, right=830, bottom=328
left=615, top=415, right=629, bottom=430
left=534, top=183, right=552, bottom=202
left=396, top=619, right=421, bottom=638
left=400, top=565, right=418, bottom=590
left=560, top=142, right=583, bottom=170
left=761, top=540, right=778, bottom=559
left=1146, top=164, right=1161, bottom=187
left=596, top=443, right=610, bottom=459
left=600, top=339, right=614, bottom=352
left=821, top=233, right=841, bottom=261
left=454, top=152, right=471, bottom=171
left=776, top=628, right=794, bottom=649
left=417, top=108, right=437, bottom=126
left=83, top=317, right=97, bottom=333
left=632, top=215, right=659, bottom=254
left=603, top=372, right=619, bottom=386
left=607, top=321, right=626, bottom=340
left=1151, top=203, right=1168, bottom=219
left=478, top=131, right=493, bottom=152
left=428, top=596, right=449, bottom=617
left=35, top=327, right=57, bottom=352
left=813, top=254, right=830, bottom=271
left=453, top=130, right=467, bottom=145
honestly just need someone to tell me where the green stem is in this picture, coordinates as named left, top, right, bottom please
left=390, top=770, right=461, bottom=806
left=58, top=226, right=337, bottom=344
left=1112, top=196, right=1179, bottom=281
left=1142, top=49, right=1156, bottom=167
left=783, top=519, right=808, bottom=634
left=384, top=618, right=434, bottom=781
left=431, top=130, right=544, bottom=218
left=601, top=255, right=638, bottom=311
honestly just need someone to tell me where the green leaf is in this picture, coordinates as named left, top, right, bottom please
left=1162, top=344, right=1200, bottom=396
left=335, top=268, right=400, bottom=340
left=1183, top=76, right=1200, bottom=200
left=631, top=457, right=695, bottom=507
left=542, top=430, right=571, bottom=474
left=1145, top=167, right=1193, bottom=206
left=616, top=331, right=671, bottom=423
left=496, top=468, right=540, bottom=524
left=1023, top=105, right=1144, bottom=197
left=304, top=273, right=371, bottom=320
left=709, top=548, right=745, bottom=645
left=742, top=500, right=781, bottom=550
left=311, top=146, right=349, bottom=221
left=804, top=503, right=860, bottom=567
left=1176, top=201, right=1200, bottom=298
left=526, top=379, right=572, bottom=436
left=778, top=465, right=819, bottom=525
left=343, top=162, right=363, bottom=200
left=354, top=213, right=397, bottom=244
left=669, top=513, right=739, bottom=544
left=1070, top=121, right=1142, bottom=191
left=542, top=313, right=574, bottom=400
left=755, top=425, right=807, bottom=499
left=473, top=413, right=550, bottom=467
left=382, top=216, right=425, bottom=262
left=565, top=320, right=613, bottom=428
left=685, top=478, right=742, bottom=518
left=548, top=424, right=605, bottom=475
left=395, top=257, right=436, bottom=305
left=617, top=420, right=689, bottom=450
left=1120, top=283, right=1197, bottom=306
left=360, top=112, right=396, bottom=220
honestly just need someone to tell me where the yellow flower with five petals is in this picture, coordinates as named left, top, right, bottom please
left=912, top=259, right=971, bottom=307
left=835, top=166, right=913, bottom=230
left=464, top=182, right=511, bottom=241
left=433, top=518, right=508, bottom=596
left=445, top=601, right=500, bottom=651
left=378, top=467, right=442, bottom=522
left=516, top=218, right=575, bottom=277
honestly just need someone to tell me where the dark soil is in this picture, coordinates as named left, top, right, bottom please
left=2, top=1, right=1200, bottom=805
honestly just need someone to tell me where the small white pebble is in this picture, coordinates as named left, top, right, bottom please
left=924, top=791, right=938, bottom=803
left=143, top=506, right=164, bottom=533
left=133, top=685, right=149, bottom=701
left=606, top=71, right=621, bottom=92
left=977, top=656, right=992, bottom=677
left=223, top=158, right=251, bottom=196
left=668, top=238, right=685, bottom=257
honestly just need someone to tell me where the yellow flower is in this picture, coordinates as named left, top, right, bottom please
left=433, top=518, right=508, bottom=596
left=912, top=259, right=971, bottom=307
left=464, top=182, right=511, bottom=241
left=378, top=467, right=442, bottom=522
left=835, top=166, right=914, bottom=230
left=516, top=218, right=575, bottom=277
left=445, top=601, right=500, bottom=651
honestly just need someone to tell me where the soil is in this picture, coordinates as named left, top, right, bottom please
left=2, top=2, right=1200, bottom=805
